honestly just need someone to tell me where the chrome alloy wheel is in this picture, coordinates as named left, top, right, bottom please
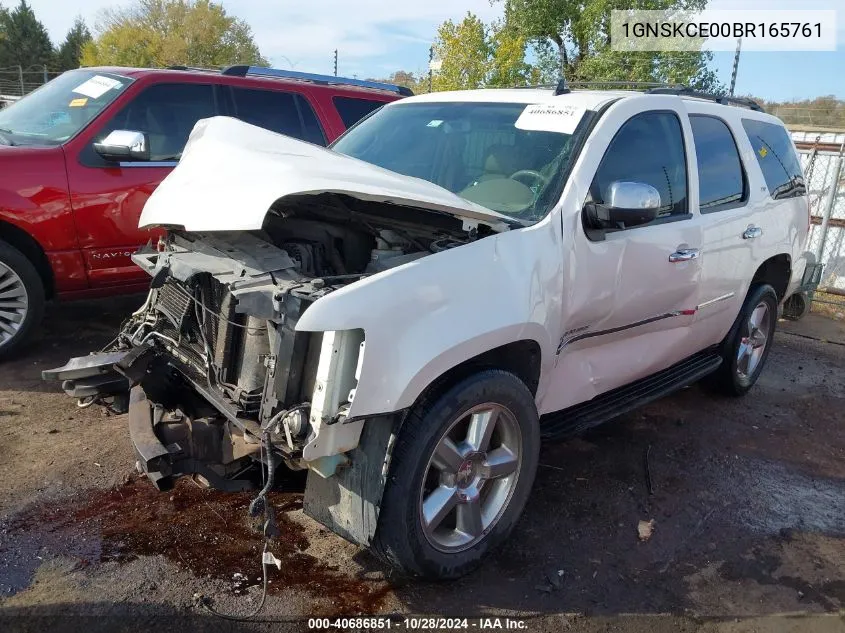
left=419, top=403, right=522, bottom=553
left=0, top=261, right=28, bottom=346
left=737, top=301, right=771, bottom=380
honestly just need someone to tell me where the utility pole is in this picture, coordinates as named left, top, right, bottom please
left=43, top=65, right=48, bottom=85
left=17, top=65, right=24, bottom=96
left=729, top=37, right=742, bottom=96
left=333, top=49, right=338, bottom=76
left=428, top=46, right=433, bottom=93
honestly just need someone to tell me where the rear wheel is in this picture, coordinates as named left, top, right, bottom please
left=371, top=370, right=540, bottom=579
left=0, top=240, right=45, bottom=360
left=708, top=284, right=778, bottom=396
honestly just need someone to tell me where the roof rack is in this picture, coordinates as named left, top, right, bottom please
left=568, top=81, right=682, bottom=89
left=646, top=87, right=764, bottom=112
left=167, top=65, right=214, bottom=72
left=220, top=65, right=414, bottom=97
left=510, top=79, right=681, bottom=95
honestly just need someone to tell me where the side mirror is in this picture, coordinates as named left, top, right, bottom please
left=93, top=130, right=150, bottom=162
left=584, top=181, right=661, bottom=237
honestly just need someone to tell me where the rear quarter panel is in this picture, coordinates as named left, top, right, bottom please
left=730, top=111, right=810, bottom=298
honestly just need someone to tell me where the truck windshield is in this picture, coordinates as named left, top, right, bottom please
left=0, top=70, right=132, bottom=146
left=332, top=101, right=587, bottom=221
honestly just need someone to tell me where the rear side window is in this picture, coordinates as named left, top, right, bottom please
left=230, top=87, right=326, bottom=145
left=332, top=96, right=385, bottom=128
left=690, top=116, right=746, bottom=211
left=741, top=119, right=805, bottom=199
left=591, top=111, right=688, bottom=221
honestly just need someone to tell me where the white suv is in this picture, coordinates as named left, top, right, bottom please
left=47, top=83, right=810, bottom=579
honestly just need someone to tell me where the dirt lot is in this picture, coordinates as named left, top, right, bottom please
left=1, top=299, right=844, bottom=633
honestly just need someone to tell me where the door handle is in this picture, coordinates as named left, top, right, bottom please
left=743, top=226, right=763, bottom=240
left=669, top=248, right=700, bottom=263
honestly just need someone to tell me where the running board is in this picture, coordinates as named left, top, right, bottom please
left=540, top=350, right=722, bottom=440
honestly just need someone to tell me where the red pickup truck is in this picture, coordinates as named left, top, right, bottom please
left=0, top=65, right=406, bottom=357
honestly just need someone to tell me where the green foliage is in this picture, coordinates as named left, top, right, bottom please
left=81, top=0, right=267, bottom=68
left=0, top=1, right=54, bottom=70
left=488, top=21, right=534, bottom=87
left=430, top=13, right=541, bottom=91
left=55, top=17, right=92, bottom=72
left=466, top=0, right=724, bottom=92
left=432, top=12, right=491, bottom=91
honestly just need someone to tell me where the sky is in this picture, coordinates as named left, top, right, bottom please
left=13, top=0, right=845, bottom=102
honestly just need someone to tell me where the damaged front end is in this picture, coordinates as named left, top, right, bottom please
left=43, top=193, right=488, bottom=543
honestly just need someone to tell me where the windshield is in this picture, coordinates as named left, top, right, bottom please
left=332, top=101, right=586, bottom=221
left=0, top=71, right=132, bottom=147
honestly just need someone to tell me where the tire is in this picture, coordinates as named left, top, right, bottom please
left=707, top=284, right=778, bottom=397
left=371, top=370, right=540, bottom=579
left=0, top=240, right=45, bottom=360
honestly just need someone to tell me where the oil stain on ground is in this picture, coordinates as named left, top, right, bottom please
left=0, top=477, right=390, bottom=615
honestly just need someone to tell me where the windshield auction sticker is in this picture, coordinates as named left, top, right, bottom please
left=72, top=75, right=123, bottom=99
left=515, top=103, right=586, bottom=135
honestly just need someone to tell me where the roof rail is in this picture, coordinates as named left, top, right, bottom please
left=167, top=65, right=215, bottom=72
left=646, top=87, right=764, bottom=112
left=220, top=65, right=414, bottom=97
left=510, top=79, right=679, bottom=93
left=569, top=81, right=682, bottom=90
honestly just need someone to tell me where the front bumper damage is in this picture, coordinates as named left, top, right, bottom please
left=127, top=385, right=259, bottom=492
left=41, top=229, right=408, bottom=546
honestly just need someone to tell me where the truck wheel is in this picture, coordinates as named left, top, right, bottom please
left=371, top=370, right=540, bottom=579
left=708, top=284, right=778, bottom=397
left=0, top=240, right=45, bottom=359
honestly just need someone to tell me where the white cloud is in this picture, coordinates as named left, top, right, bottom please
left=20, top=0, right=504, bottom=76
left=238, top=0, right=503, bottom=75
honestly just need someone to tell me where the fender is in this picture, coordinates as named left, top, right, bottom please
left=0, top=146, right=76, bottom=252
left=296, top=213, right=563, bottom=419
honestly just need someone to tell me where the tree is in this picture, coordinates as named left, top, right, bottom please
left=81, top=0, right=267, bottom=68
left=368, top=70, right=427, bottom=94
left=0, top=1, right=54, bottom=70
left=432, top=12, right=491, bottom=91
left=498, top=0, right=722, bottom=92
left=0, top=6, right=7, bottom=51
left=55, top=17, right=91, bottom=72
left=487, top=21, right=535, bottom=87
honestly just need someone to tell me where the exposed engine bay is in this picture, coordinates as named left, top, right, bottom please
left=44, top=194, right=483, bottom=493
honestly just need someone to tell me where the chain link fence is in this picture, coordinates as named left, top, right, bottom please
left=0, top=65, right=62, bottom=102
left=772, top=106, right=845, bottom=129
left=793, top=130, right=845, bottom=315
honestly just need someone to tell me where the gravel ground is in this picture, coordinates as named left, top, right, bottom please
left=0, top=298, right=843, bottom=633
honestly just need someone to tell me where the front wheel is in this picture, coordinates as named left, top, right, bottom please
left=0, top=240, right=45, bottom=360
left=371, top=370, right=540, bottom=579
left=708, top=284, right=778, bottom=396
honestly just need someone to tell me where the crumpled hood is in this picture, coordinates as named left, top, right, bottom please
left=139, top=116, right=513, bottom=232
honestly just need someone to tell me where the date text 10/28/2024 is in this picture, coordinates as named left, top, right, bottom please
left=308, top=617, right=529, bottom=630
